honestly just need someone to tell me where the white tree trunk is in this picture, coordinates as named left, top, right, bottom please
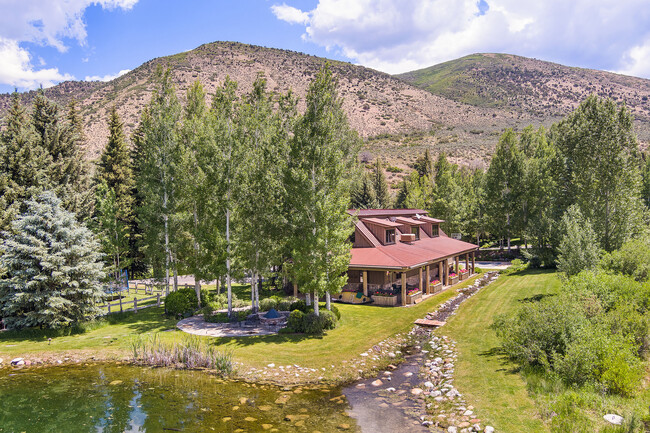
left=305, top=293, right=311, bottom=306
left=313, top=292, right=319, bottom=316
left=325, top=291, right=331, bottom=310
left=226, top=208, right=232, bottom=318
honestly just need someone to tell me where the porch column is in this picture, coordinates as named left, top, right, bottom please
left=426, top=265, right=431, bottom=294
left=472, top=251, right=476, bottom=273
left=438, top=261, right=443, bottom=287
left=293, top=282, right=298, bottom=298
left=362, top=270, right=368, bottom=297
left=465, top=253, right=469, bottom=272
left=419, top=267, right=423, bottom=294
left=455, top=256, right=459, bottom=273
left=444, top=259, right=449, bottom=286
left=401, top=272, right=406, bottom=306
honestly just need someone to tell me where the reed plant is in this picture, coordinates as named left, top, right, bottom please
left=130, top=333, right=233, bottom=376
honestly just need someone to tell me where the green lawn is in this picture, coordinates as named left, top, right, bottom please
left=0, top=278, right=479, bottom=377
left=440, top=270, right=561, bottom=432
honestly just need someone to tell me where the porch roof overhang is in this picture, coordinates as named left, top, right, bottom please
left=349, top=235, right=478, bottom=270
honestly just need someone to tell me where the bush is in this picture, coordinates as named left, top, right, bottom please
left=320, top=310, right=338, bottom=330
left=289, top=299, right=307, bottom=313
left=304, top=312, right=324, bottom=335
left=259, top=297, right=278, bottom=312
left=212, top=292, right=247, bottom=309
left=165, top=288, right=199, bottom=318
left=502, top=258, right=529, bottom=275
left=204, top=310, right=249, bottom=323
left=277, top=299, right=293, bottom=311
left=287, top=310, right=305, bottom=333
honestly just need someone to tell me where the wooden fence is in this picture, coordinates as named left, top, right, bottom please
left=99, top=282, right=197, bottom=315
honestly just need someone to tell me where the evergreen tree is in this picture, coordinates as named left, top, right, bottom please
left=484, top=130, right=525, bottom=252
left=372, top=158, right=391, bottom=208
left=286, top=64, right=359, bottom=315
left=0, top=192, right=105, bottom=329
left=0, top=92, right=46, bottom=233
left=557, top=205, right=599, bottom=277
left=552, top=96, right=644, bottom=251
left=350, top=172, right=378, bottom=209
left=31, top=93, right=92, bottom=220
left=412, top=148, right=434, bottom=178
left=97, top=106, right=137, bottom=279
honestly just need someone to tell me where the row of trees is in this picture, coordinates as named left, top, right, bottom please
left=0, top=64, right=359, bottom=328
left=382, top=96, right=649, bottom=264
left=100, top=65, right=360, bottom=316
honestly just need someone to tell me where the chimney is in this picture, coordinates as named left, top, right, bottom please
left=400, top=233, right=416, bottom=243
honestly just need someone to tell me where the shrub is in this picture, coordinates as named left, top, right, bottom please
left=289, top=299, right=307, bottom=313
left=204, top=310, right=249, bottom=323
left=277, top=299, right=293, bottom=311
left=304, top=312, right=324, bottom=335
left=165, top=288, right=199, bottom=318
left=287, top=310, right=305, bottom=333
left=320, top=310, right=338, bottom=330
left=259, top=297, right=278, bottom=312
left=502, top=258, right=528, bottom=275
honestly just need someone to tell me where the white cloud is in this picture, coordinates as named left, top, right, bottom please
left=272, top=0, right=650, bottom=78
left=0, top=37, right=73, bottom=89
left=271, top=3, right=310, bottom=25
left=0, top=0, right=139, bottom=89
left=84, top=69, right=131, bottom=82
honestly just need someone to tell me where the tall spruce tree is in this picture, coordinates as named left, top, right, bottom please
left=31, top=93, right=92, bottom=220
left=0, top=92, right=46, bottom=233
left=372, top=158, right=391, bottom=208
left=0, top=192, right=105, bottom=329
left=641, top=153, right=650, bottom=210
left=96, top=106, right=137, bottom=280
left=286, top=64, right=359, bottom=315
left=429, top=153, right=463, bottom=234
left=350, top=172, right=379, bottom=209
left=552, top=96, right=644, bottom=251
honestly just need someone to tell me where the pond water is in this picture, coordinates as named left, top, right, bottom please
left=0, top=364, right=355, bottom=433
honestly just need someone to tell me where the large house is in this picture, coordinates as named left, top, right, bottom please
left=342, top=209, right=479, bottom=307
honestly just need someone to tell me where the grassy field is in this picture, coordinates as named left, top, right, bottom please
left=439, top=269, right=562, bottom=432
left=0, top=278, right=479, bottom=376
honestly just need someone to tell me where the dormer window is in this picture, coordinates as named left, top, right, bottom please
left=431, top=224, right=439, bottom=237
left=411, top=226, right=420, bottom=240
left=385, top=229, right=396, bottom=244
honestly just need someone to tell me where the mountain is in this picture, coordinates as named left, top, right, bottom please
left=0, top=42, right=521, bottom=168
left=1, top=45, right=648, bottom=187
left=397, top=53, right=650, bottom=139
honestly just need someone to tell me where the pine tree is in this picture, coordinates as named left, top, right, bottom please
left=31, top=93, right=92, bottom=220
left=97, top=106, right=137, bottom=280
left=350, top=172, right=378, bottom=209
left=372, top=158, right=391, bottom=208
left=0, top=92, right=46, bottom=233
left=641, top=153, right=650, bottom=209
left=286, top=64, right=359, bottom=314
left=557, top=205, right=599, bottom=277
left=0, top=191, right=105, bottom=329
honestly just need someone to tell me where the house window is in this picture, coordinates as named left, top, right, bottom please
left=349, top=231, right=356, bottom=243
left=411, top=226, right=420, bottom=240
left=385, top=229, right=396, bottom=244
left=431, top=224, right=439, bottom=237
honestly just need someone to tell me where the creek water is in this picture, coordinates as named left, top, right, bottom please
left=0, top=364, right=355, bottom=433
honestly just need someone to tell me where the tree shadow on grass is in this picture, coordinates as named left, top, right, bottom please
left=478, top=346, right=522, bottom=375
left=208, top=331, right=325, bottom=349
left=518, top=293, right=556, bottom=303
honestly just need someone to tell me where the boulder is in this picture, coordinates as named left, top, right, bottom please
left=603, top=414, right=623, bottom=425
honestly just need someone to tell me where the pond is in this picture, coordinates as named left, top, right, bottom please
left=0, top=364, right=356, bottom=433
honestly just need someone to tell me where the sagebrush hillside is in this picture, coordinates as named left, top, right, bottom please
left=1, top=44, right=649, bottom=183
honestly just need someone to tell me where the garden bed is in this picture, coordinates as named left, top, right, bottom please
left=406, top=290, right=422, bottom=304
left=372, top=295, right=398, bottom=306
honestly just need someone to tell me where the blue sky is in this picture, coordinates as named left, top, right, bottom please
left=1, top=0, right=650, bottom=94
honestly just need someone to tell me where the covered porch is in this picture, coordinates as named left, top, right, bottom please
left=342, top=250, right=477, bottom=307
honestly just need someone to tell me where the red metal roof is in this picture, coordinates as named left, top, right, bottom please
left=355, top=221, right=380, bottom=247
left=395, top=216, right=427, bottom=225
left=362, top=217, right=402, bottom=228
left=348, top=209, right=429, bottom=218
left=349, top=235, right=478, bottom=269
left=417, top=215, right=445, bottom=223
